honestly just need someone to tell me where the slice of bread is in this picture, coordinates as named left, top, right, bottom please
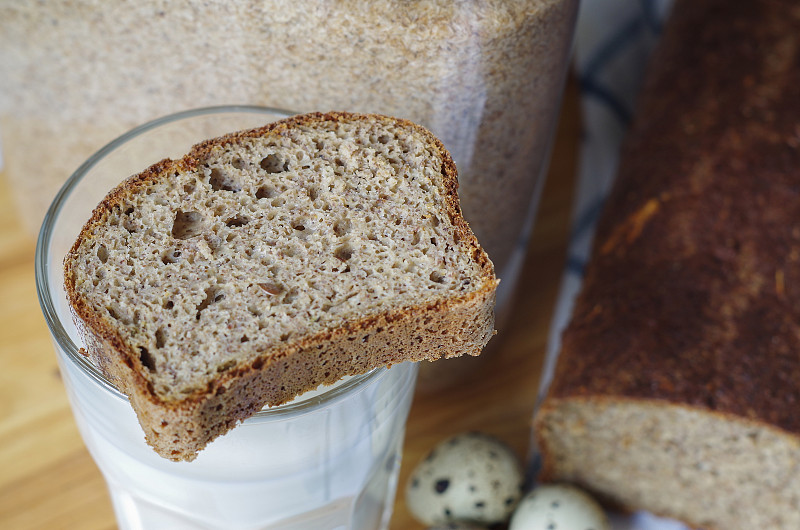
left=64, top=111, right=497, bottom=461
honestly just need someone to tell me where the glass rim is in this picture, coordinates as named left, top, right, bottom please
left=34, top=104, right=385, bottom=418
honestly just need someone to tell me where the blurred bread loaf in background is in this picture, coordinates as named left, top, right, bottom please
left=534, top=0, right=800, bottom=528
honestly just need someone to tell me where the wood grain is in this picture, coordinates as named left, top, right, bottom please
left=0, top=77, right=578, bottom=529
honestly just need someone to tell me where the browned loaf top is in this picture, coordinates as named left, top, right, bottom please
left=535, top=1, right=800, bottom=528
left=65, top=112, right=498, bottom=461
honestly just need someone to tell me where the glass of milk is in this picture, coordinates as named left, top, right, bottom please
left=35, top=106, right=420, bottom=530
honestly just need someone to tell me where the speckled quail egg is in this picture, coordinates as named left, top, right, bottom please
left=405, top=432, right=524, bottom=526
left=509, top=483, right=610, bottom=530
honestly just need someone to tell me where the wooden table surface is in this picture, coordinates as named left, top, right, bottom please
left=0, top=78, right=580, bottom=530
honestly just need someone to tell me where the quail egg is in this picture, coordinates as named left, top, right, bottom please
left=405, top=432, right=524, bottom=526
left=509, top=483, right=610, bottom=530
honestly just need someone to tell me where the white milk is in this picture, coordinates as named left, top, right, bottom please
left=53, top=321, right=417, bottom=529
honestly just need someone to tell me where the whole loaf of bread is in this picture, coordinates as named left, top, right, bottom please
left=534, top=1, right=800, bottom=528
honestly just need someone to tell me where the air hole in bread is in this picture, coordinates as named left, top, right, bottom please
left=217, top=359, right=236, bottom=372
left=139, top=347, right=156, bottom=372
left=335, top=245, right=353, bottom=262
left=240, top=335, right=249, bottom=343
left=96, top=244, right=108, bottom=263
left=122, top=219, right=138, bottom=234
left=231, top=158, right=246, bottom=170
left=292, top=222, right=306, bottom=231
left=260, top=154, right=288, bottom=173
left=172, top=211, right=205, bottom=239
left=225, top=216, right=250, bottom=228
left=279, top=332, right=290, bottom=342
left=161, top=248, right=182, bottom=264
left=284, top=289, right=298, bottom=304
left=430, top=270, right=445, bottom=283
left=271, top=196, right=286, bottom=208
left=209, top=168, right=241, bottom=192
left=196, top=286, right=224, bottom=319
left=155, top=326, right=167, bottom=349
left=378, top=134, right=391, bottom=144
left=306, top=186, right=319, bottom=201
left=255, top=185, right=274, bottom=199
left=163, top=300, right=174, bottom=309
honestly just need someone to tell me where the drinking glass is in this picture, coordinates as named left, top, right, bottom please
left=35, top=106, right=420, bottom=530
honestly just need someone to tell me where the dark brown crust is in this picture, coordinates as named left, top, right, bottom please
left=542, top=0, right=800, bottom=431
left=535, top=0, right=800, bottom=526
left=64, top=111, right=498, bottom=461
